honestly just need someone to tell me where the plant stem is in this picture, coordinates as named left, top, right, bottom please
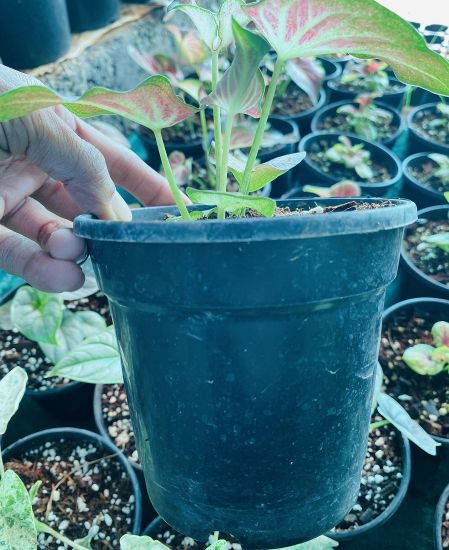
left=369, top=419, right=391, bottom=431
left=219, top=114, right=234, bottom=193
left=211, top=50, right=222, bottom=189
left=240, top=57, right=284, bottom=195
left=0, top=449, right=4, bottom=478
left=154, top=129, right=191, bottom=220
left=200, top=108, right=214, bottom=188
left=36, top=521, right=87, bottom=550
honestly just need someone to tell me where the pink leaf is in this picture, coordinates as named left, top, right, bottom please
left=285, top=57, right=325, bottom=105
left=303, top=181, right=361, bottom=197
left=244, top=0, right=449, bottom=95
left=166, top=24, right=209, bottom=66
left=128, top=46, right=183, bottom=82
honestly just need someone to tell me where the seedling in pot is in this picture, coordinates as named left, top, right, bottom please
left=425, top=102, right=449, bottom=129
left=324, top=136, right=374, bottom=180
left=402, top=321, right=449, bottom=376
left=338, top=60, right=390, bottom=95
left=425, top=153, right=449, bottom=191
left=1, top=0, right=449, bottom=221
left=302, top=180, right=361, bottom=198
left=335, top=94, right=393, bottom=141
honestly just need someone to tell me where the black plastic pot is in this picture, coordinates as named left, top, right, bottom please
left=319, top=57, right=343, bottom=88
left=402, top=153, right=448, bottom=208
left=328, top=433, right=411, bottom=542
left=66, top=0, right=120, bottom=33
left=2, top=428, right=142, bottom=533
left=0, top=0, right=71, bottom=69
left=311, top=100, right=404, bottom=148
left=408, top=103, right=449, bottom=155
left=272, top=90, right=326, bottom=139
left=74, top=197, right=416, bottom=548
left=298, top=132, right=402, bottom=196
left=320, top=55, right=354, bottom=69
left=435, top=482, right=449, bottom=550
left=425, top=24, right=448, bottom=33
left=328, top=77, right=407, bottom=109
left=382, top=298, right=449, bottom=447
left=409, top=21, right=421, bottom=30
left=424, top=32, right=445, bottom=45
left=398, top=205, right=449, bottom=302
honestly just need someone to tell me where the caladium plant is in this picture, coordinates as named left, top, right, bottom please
left=426, top=102, right=449, bottom=130
left=338, top=60, right=390, bottom=94
left=303, top=180, right=361, bottom=197
left=402, top=321, right=449, bottom=376
left=336, top=94, right=393, bottom=141
left=1, top=0, right=449, bottom=220
left=324, top=136, right=374, bottom=180
left=426, top=153, right=449, bottom=189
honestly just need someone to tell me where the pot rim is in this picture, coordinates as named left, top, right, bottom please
left=435, top=481, right=449, bottom=550
left=2, top=427, right=142, bottom=534
left=328, top=75, right=408, bottom=96
left=407, top=102, right=449, bottom=152
left=402, top=153, right=447, bottom=201
left=74, top=198, right=417, bottom=244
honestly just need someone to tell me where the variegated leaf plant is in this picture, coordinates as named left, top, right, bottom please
left=1, top=0, right=449, bottom=220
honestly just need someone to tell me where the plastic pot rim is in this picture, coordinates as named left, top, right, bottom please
left=435, top=481, right=449, bottom=550
left=407, top=103, right=449, bottom=154
left=402, top=153, right=447, bottom=203
left=327, top=76, right=408, bottom=97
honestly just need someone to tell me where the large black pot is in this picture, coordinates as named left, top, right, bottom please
left=66, top=0, right=120, bottom=32
left=298, top=132, right=402, bottom=196
left=272, top=90, right=327, bottom=138
left=0, top=0, right=71, bottom=69
left=328, top=77, right=407, bottom=109
left=408, top=103, right=449, bottom=155
left=74, top=197, right=416, bottom=548
left=328, top=432, right=411, bottom=543
left=402, top=153, right=448, bottom=209
left=311, top=100, right=404, bottom=148
left=435, top=482, right=449, bottom=550
left=398, top=205, right=449, bottom=302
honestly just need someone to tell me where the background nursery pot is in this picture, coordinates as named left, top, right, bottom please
left=0, top=0, right=71, bottom=69
left=435, top=481, right=449, bottom=550
left=66, top=0, right=121, bottom=32
left=298, top=132, right=402, bottom=196
left=327, top=77, right=407, bottom=108
left=402, top=153, right=448, bottom=208
left=75, top=197, right=416, bottom=548
left=271, top=90, right=326, bottom=138
left=407, top=103, right=449, bottom=155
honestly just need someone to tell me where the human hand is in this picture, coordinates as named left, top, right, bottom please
left=0, top=65, right=181, bottom=292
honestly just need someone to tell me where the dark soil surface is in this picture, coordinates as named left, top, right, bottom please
left=409, top=158, right=449, bottom=194
left=271, top=83, right=315, bottom=116
left=403, top=219, right=449, bottom=287
left=0, top=292, right=111, bottom=392
left=101, top=384, right=139, bottom=466
left=333, top=423, right=403, bottom=532
left=316, top=108, right=398, bottom=143
left=307, top=138, right=392, bottom=183
left=379, top=305, right=449, bottom=439
left=442, top=498, right=449, bottom=548
left=411, top=107, right=449, bottom=146
left=149, top=521, right=240, bottom=550
left=332, top=77, right=404, bottom=95
left=5, top=437, right=136, bottom=549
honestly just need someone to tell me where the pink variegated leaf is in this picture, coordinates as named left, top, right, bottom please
left=202, top=20, right=270, bottom=117
left=230, top=119, right=298, bottom=149
left=285, top=57, right=325, bottom=105
left=218, top=0, right=251, bottom=48
left=128, top=46, right=183, bottom=82
left=0, top=76, right=198, bottom=131
left=167, top=0, right=220, bottom=51
left=244, top=0, right=449, bottom=95
left=303, top=180, right=361, bottom=197
left=166, top=24, right=209, bottom=66
left=432, top=321, right=449, bottom=348
left=160, top=151, right=193, bottom=186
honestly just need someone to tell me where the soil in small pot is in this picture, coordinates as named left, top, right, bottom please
left=411, top=107, right=449, bottom=147
left=306, top=138, right=392, bottom=184
left=271, top=83, right=314, bottom=117
left=101, top=384, right=139, bottom=466
left=0, top=292, right=111, bottom=391
left=379, top=306, right=449, bottom=438
left=316, top=107, right=399, bottom=143
left=408, top=158, right=449, bottom=195
left=332, top=77, right=403, bottom=95
left=148, top=522, right=241, bottom=550
left=403, top=219, right=449, bottom=287
left=332, top=422, right=403, bottom=532
left=5, top=436, right=136, bottom=548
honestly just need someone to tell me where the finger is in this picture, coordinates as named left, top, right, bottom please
left=1, top=197, right=85, bottom=261
left=32, top=177, right=83, bottom=220
left=0, top=225, right=84, bottom=292
left=76, top=119, right=190, bottom=206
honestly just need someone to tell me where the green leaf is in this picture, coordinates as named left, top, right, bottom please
left=244, top=0, right=449, bottom=96
left=60, top=259, right=99, bottom=301
left=423, top=232, right=449, bottom=253
left=444, top=191, right=449, bottom=202
left=377, top=393, right=440, bottom=455
left=167, top=1, right=220, bottom=51
left=0, top=367, right=27, bottom=435
left=202, top=20, right=270, bottom=117
left=10, top=286, right=63, bottom=345
left=371, top=363, right=383, bottom=415
left=0, top=300, right=13, bottom=331
left=282, top=535, right=339, bottom=549
left=120, top=534, right=170, bottom=550
left=0, top=470, right=37, bottom=550
left=0, top=77, right=198, bottom=131
left=228, top=152, right=306, bottom=191
left=432, top=346, right=449, bottom=366
left=186, top=188, right=276, bottom=217
left=402, top=343, right=443, bottom=375
left=48, top=327, right=123, bottom=384
left=40, top=310, right=107, bottom=365
left=28, top=481, right=41, bottom=502
left=432, top=321, right=449, bottom=347
left=206, top=541, right=230, bottom=550
left=75, top=526, right=100, bottom=549
left=217, top=0, right=251, bottom=49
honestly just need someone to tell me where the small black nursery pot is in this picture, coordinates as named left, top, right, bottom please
left=311, top=100, right=404, bottom=148
left=402, top=153, right=449, bottom=208
left=424, top=32, right=445, bottom=45
left=66, top=0, right=120, bottom=32
left=0, top=0, right=71, bottom=69
left=298, top=132, right=402, bottom=196
left=408, top=103, right=449, bottom=155
left=425, top=24, right=448, bottom=33
left=399, top=205, right=449, bottom=301
left=328, top=77, right=407, bottom=109
left=408, top=21, right=421, bottom=30
left=319, top=57, right=343, bottom=88
left=436, top=482, right=449, bottom=550
left=75, top=197, right=416, bottom=548
left=271, top=90, right=327, bottom=137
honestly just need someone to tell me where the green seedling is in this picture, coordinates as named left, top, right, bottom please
left=324, top=136, right=374, bottom=180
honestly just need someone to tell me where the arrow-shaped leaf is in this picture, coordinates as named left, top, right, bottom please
left=120, top=534, right=170, bottom=550
left=285, top=57, right=325, bottom=105
left=0, top=367, right=27, bottom=435
left=244, top=0, right=449, bottom=95
left=128, top=46, right=184, bottom=81
left=167, top=1, right=220, bottom=51
left=186, top=187, right=276, bottom=217
left=0, top=76, right=198, bottom=131
left=202, top=19, right=270, bottom=117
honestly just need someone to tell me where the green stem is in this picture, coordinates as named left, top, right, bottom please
left=211, top=50, right=222, bottom=189
left=36, top=521, right=87, bottom=550
left=369, top=419, right=391, bottom=431
left=240, top=57, right=284, bottom=195
left=404, top=86, right=415, bottom=108
left=200, top=108, right=214, bottom=188
left=0, top=448, right=4, bottom=478
left=154, top=130, right=191, bottom=221
left=219, top=114, right=234, bottom=193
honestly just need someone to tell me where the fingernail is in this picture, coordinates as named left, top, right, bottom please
left=47, top=228, right=87, bottom=261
